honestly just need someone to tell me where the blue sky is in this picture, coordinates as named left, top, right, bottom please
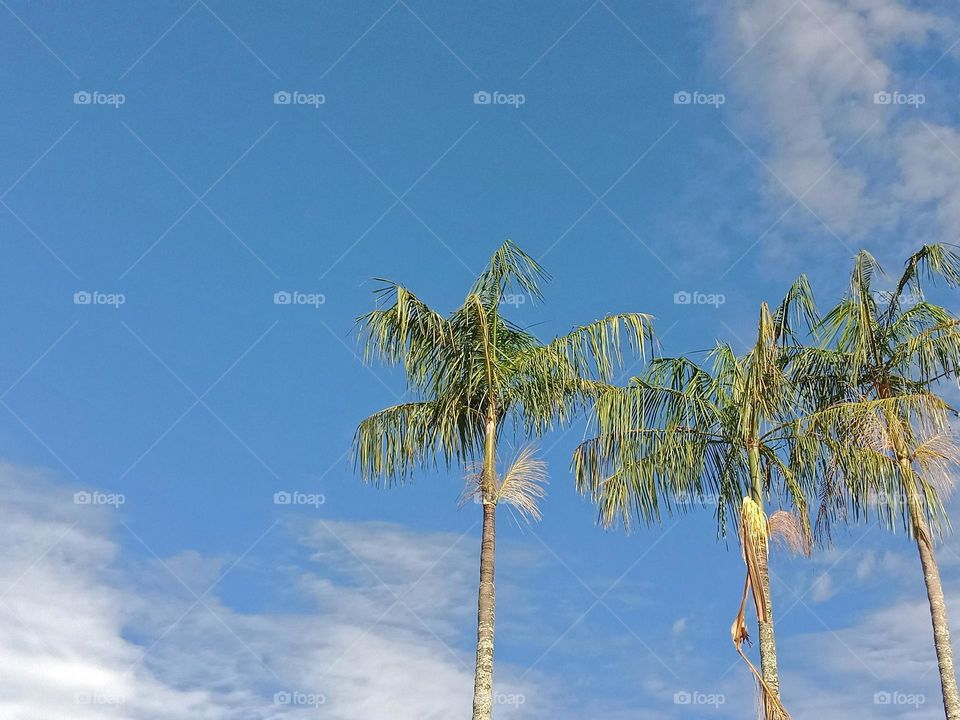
left=2, top=1, right=960, bottom=718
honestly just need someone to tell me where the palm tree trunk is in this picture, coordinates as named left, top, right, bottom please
left=749, top=443, right=782, bottom=719
left=910, top=493, right=960, bottom=718
left=756, top=540, right=782, bottom=719
left=472, top=416, right=497, bottom=720
left=471, top=497, right=496, bottom=720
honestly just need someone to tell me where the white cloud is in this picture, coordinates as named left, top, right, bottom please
left=809, top=572, right=834, bottom=602
left=785, top=592, right=955, bottom=719
left=708, top=0, right=960, bottom=267
left=0, top=463, right=543, bottom=720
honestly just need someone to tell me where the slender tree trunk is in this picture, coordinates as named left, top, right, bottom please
left=756, top=540, right=782, bottom=719
left=749, top=443, right=783, bottom=719
left=883, top=396, right=960, bottom=717
left=472, top=416, right=497, bottom=720
left=906, top=467, right=960, bottom=719
left=471, top=501, right=496, bottom=720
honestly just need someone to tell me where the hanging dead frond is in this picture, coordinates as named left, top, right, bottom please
left=740, top=497, right=769, bottom=622
left=731, top=497, right=793, bottom=720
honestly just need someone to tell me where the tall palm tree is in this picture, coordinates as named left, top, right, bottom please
left=573, top=279, right=819, bottom=720
left=794, top=245, right=960, bottom=719
left=354, top=240, right=654, bottom=720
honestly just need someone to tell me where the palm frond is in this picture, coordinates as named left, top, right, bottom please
left=355, top=399, right=481, bottom=485
left=547, top=313, right=656, bottom=383
left=471, top=238, right=549, bottom=305
left=459, top=445, right=548, bottom=523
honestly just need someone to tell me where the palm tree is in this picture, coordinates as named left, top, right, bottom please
left=573, top=279, right=819, bottom=720
left=794, top=245, right=960, bottom=719
left=354, top=240, right=654, bottom=720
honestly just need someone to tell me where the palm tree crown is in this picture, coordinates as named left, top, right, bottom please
left=355, top=239, right=654, bottom=487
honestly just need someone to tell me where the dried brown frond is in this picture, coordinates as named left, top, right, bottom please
left=912, top=432, right=960, bottom=500
left=768, top=510, right=813, bottom=556
left=732, top=498, right=793, bottom=720
left=496, top=445, right=548, bottom=523
left=457, top=446, right=548, bottom=523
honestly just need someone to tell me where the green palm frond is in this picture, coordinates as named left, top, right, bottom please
left=548, top=313, right=656, bottom=382
left=772, top=274, right=818, bottom=345
left=886, top=243, right=960, bottom=326
left=357, top=280, right=453, bottom=392
left=471, top=238, right=549, bottom=305
left=354, top=399, right=481, bottom=486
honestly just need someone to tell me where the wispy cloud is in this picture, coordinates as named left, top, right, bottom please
left=707, top=0, right=960, bottom=269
